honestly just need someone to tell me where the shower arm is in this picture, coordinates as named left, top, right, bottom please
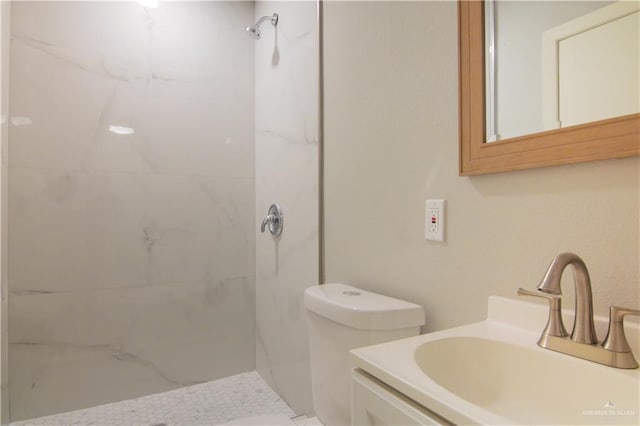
left=255, top=13, right=278, bottom=29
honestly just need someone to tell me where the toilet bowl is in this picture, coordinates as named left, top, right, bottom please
left=304, top=283, right=425, bottom=426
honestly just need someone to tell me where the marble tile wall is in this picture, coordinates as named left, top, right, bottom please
left=254, top=1, right=318, bottom=416
left=8, top=1, right=256, bottom=421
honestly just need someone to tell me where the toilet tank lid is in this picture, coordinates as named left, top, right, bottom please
left=304, top=283, right=425, bottom=331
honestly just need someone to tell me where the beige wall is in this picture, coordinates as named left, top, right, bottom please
left=0, top=1, right=8, bottom=423
left=323, top=1, right=639, bottom=333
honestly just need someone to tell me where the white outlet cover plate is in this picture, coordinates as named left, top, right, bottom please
left=425, top=199, right=445, bottom=242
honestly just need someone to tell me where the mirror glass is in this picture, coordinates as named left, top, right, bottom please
left=485, top=0, right=639, bottom=142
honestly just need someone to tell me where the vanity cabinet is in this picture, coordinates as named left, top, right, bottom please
left=351, top=369, right=452, bottom=426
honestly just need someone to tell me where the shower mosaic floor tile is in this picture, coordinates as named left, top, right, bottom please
left=11, top=371, right=298, bottom=426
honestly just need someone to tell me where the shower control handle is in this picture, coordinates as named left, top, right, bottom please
left=261, top=204, right=283, bottom=236
left=260, top=215, right=275, bottom=232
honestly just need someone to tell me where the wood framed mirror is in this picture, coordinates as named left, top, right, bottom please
left=458, top=0, right=639, bottom=176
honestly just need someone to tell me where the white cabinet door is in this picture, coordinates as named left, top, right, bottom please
left=542, top=1, right=639, bottom=129
left=351, top=369, right=451, bottom=426
left=559, top=10, right=639, bottom=127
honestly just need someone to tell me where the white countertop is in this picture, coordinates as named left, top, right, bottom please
left=350, top=296, right=640, bottom=425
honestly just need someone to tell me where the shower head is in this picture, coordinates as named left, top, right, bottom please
left=246, top=13, right=278, bottom=40
left=246, top=25, right=260, bottom=40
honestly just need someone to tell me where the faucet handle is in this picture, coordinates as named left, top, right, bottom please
left=602, top=306, right=640, bottom=354
left=260, top=203, right=283, bottom=236
left=518, top=288, right=568, bottom=339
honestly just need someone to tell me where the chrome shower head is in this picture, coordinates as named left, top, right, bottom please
left=246, top=25, right=260, bottom=40
left=246, top=13, right=278, bottom=40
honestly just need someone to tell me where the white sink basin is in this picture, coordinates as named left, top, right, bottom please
left=350, top=296, right=640, bottom=425
left=415, top=337, right=639, bottom=425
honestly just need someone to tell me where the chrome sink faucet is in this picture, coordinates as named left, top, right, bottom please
left=518, top=252, right=640, bottom=369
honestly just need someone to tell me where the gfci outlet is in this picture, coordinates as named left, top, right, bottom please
left=425, top=199, right=445, bottom=242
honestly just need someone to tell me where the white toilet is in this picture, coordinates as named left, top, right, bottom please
left=304, top=283, right=425, bottom=426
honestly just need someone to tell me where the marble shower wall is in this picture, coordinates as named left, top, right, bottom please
left=8, top=2, right=255, bottom=421
left=254, top=1, right=318, bottom=416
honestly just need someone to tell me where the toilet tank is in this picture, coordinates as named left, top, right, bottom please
left=304, top=283, right=425, bottom=426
